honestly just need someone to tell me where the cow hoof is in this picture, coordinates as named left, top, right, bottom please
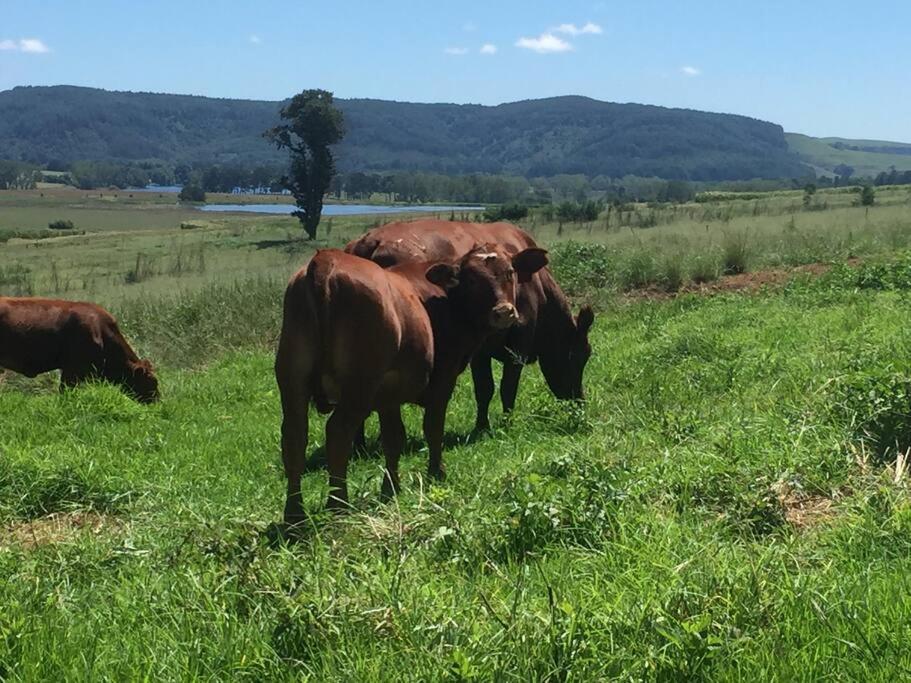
left=326, top=493, right=349, bottom=512
left=380, top=478, right=400, bottom=501
left=283, top=499, right=305, bottom=527
left=428, top=466, right=446, bottom=482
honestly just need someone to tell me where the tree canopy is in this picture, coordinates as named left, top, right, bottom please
left=265, top=89, right=345, bottom=239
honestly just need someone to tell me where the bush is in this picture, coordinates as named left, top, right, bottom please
left=660, top=254, right=685, bottom=292
left=48, top=219, right=75, bottom=231
left=483, top=203, right=529, bottom=223
left=833, top=370, right=911, bottom=462
left=689, top=254, right=720, bottom=284
left=555, top=200, right=602, bottom=223
left=178, top=182, right=206, bottom=203
left=721, top=231, right=750, bottom=275
left=861, top=186, right=875, bottom=207
left=548, top=241, right=614, bottom=296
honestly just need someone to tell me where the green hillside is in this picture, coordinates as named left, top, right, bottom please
left=786, top=133, right=911, bottom=176
left=0, top=85, right=808, bottom=181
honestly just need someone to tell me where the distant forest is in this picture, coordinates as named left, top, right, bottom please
left=0, top=86, right=809, bottom=182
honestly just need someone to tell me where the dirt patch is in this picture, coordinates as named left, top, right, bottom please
left=625, top=260, right=859, bottom=301
left=1, top=511, right=125, bottom=550
left=772, top=481, right=837, bottom=530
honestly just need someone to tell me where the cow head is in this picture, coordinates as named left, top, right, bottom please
left=426, top=244, right=549, bottom=331
left=127, top=359, right=160, bottom=404
left=539, top=305, right=594, bottom=400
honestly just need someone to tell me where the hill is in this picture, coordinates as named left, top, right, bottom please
left=0, top=85, right=808, bottom=181
left=785, top=133, right=911, bottom=176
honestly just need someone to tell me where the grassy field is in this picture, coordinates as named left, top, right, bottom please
left=786, top=133, right=911, bottom=176
left=3, top=188, right=911, bottom=679
left=0, top=188, right=467, bottom=301
left=3, top=184, right=911, bottom=303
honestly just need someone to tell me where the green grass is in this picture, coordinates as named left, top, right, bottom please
left=0, top=189, right=467, bottom=301
left=4, top=275, right=911, bottom=679
left=786, top=132, right=911, bottom=176
left=4, top=185, right=911, bottom=678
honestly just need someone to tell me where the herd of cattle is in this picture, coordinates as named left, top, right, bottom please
left=0, top=219, right=594, bottom=521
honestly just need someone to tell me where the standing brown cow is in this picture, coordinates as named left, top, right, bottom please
left=0, top=297, right=159, bottom=403
left=276, top=245, right=547, bottom=518
left=346, top=220, right=594, bottom=432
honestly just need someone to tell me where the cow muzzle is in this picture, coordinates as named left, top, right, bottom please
left=490, top=303, right=519, bottom=330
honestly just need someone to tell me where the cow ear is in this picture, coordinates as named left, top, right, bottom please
left=576, top=305, right=595, bottom=335
left=512, top=248, right=548, bottom=283
left=425, top=263, right=460, bottom=290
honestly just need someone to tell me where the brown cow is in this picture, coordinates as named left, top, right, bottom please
left=346, top=220, right=594, bottom=432
left=0, top=297, right=159, bottom=404
left=276, top=245, right=547, bottom=519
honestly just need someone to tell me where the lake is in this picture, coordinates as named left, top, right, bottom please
left=197, top=203, right=485, bottom=216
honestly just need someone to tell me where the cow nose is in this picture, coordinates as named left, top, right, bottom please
left=490, top=303, right=519, bottom=329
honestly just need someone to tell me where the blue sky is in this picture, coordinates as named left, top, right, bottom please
left=1, top=0, right=909, bottom=141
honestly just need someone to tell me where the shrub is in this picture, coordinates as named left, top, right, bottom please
left=548, top=241, right=614, bottom=296
left=660, top=254, right=685, bottom=292
left=621, top=251, right=658, bottom=289
left=832, top=369, right=911, bottom=462
left=178, top=182, right=206, bottom=203
left=721, top=231, right=750, bottom=275
left=861, top=186, right=875, bottom=207
left=48, top=219, right=75, bottom=231
left=689, top=254, right=720, bottom=284
left=555, top=200, right=602, bottom=223
left=483, top=203, right=529, bottom=223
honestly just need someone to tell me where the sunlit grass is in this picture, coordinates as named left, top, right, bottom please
left=3, top=277, right=911, bottom=678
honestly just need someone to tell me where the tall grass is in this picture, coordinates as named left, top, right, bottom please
left=3, top=277, right=911, bottom=678
left=113, top=276, right=284, bottom=367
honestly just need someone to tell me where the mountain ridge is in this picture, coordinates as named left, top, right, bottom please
left=3, top=85, right=901, bottom=180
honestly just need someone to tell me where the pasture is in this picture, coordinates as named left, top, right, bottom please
left=3, top=187, right=911, bottom=679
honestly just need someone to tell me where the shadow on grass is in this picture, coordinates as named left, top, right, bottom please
left=252, top=237, right=312, bottom=254
left=301, top=428, right=492, bottom=472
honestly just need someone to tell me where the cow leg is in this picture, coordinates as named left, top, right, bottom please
left=325, top=404, right=372, bottom=511
left=378, top=408, right=406, bottom=499
left=60, top=366, right=90, bottom=392
left=500, top=360, right=524, bottom=415
left=470, top=354, right=495, bottom=433
left=278, top=382, right=311, bottom=526
left=423, top=389, right=454, bottom=481
left=353, top=420, right=367, bottom=452
left=275, top=333, right=313, bottom=526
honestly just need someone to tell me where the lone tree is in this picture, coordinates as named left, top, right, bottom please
left=265, top=89, right=344, bottom=239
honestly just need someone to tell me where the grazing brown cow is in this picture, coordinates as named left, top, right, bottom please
left=346, top=220, right=594, bottom=432
left=0, top=297, right=159, bottom=404
left=276, top=245, right=547, bottom=518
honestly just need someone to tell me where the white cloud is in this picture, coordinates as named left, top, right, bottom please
left=0, top=38, right=50, bottom=53
left=480, top=43, right=497, bottom=55
left=444, top=46, right=469, bottom=55
left=515, top=33, right=573, bottom=54
left=249, top=34, right=262, bottom=44
left=681, top=65, right=701, bottom=77
left=554, top=22, right=602, bottom=36
left=18, top=38, right=49, bottom=54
